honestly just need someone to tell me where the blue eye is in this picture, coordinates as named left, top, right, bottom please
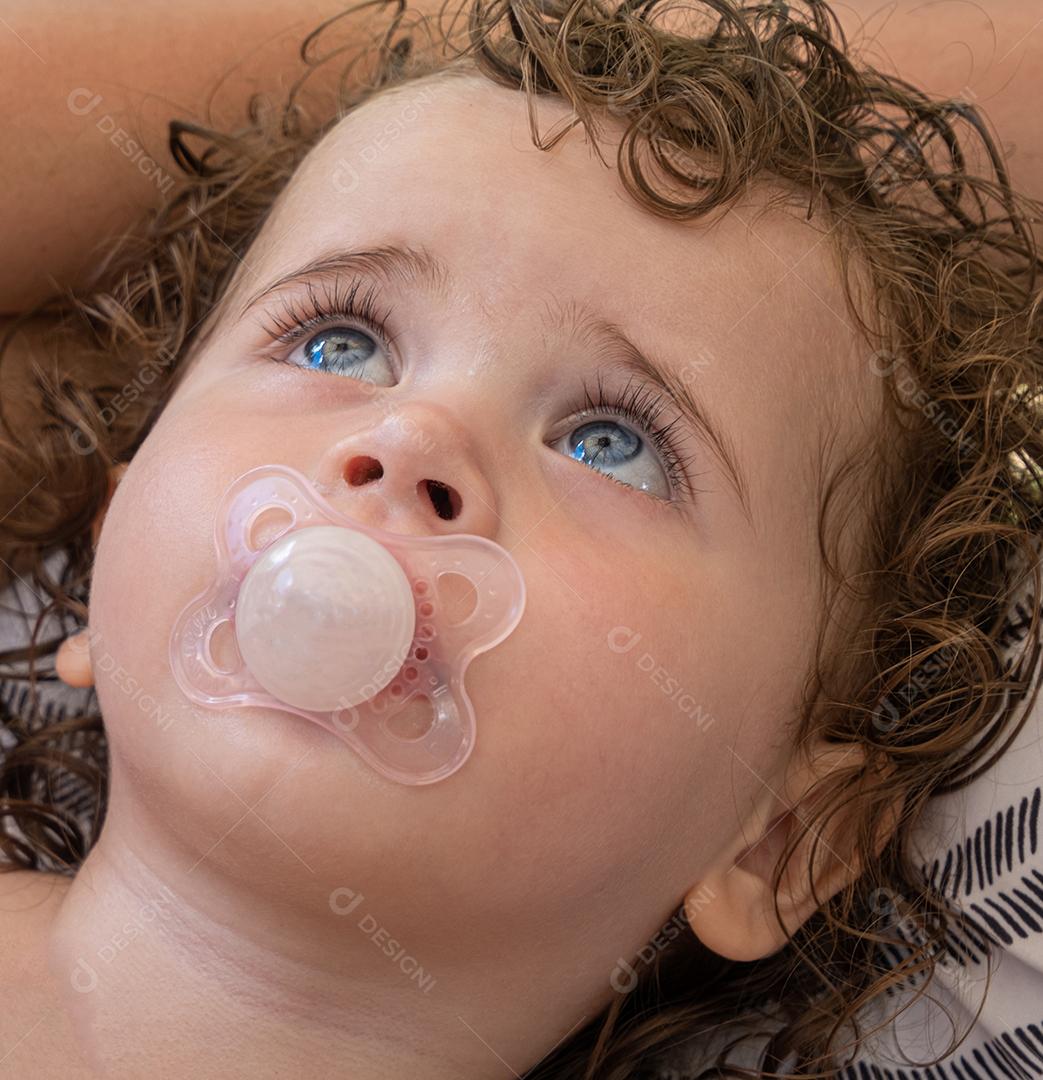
left=292, top=327, right=395, bottom=385
left=555, top=418, right=671, bottom=499
left=568, top=420, right=639, bottom=465
left=260, top=278, right=697, bottom=505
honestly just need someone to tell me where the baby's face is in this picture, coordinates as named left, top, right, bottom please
left=90, top=74, right=878, bottom=977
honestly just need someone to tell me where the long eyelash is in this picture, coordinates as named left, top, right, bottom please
left=258, top=279, right=698, bottom=504
left=259, top=276, right=399, bottom=360
left=565, top=370, right=700, bottom=504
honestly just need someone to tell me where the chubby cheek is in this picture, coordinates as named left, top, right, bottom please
left=458, top=530, right=745, bottom=887
left=88, top=404, right=320, bottom=809
left=456, top=501, right=813, bottom=914
left=91, top=373, right=325, bottom=724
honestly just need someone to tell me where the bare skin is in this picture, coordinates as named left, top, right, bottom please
left=0, top=872, right=88, bottom=1078
left=0, top=3, right=1039, bottom=1078
left=0, top=0, right=465, bottom=314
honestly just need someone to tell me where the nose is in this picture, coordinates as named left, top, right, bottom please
left=313, top=401, right=504, bottom=540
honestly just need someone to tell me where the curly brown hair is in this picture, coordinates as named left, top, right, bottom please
left=1, top=0, right=1041, bottom=1077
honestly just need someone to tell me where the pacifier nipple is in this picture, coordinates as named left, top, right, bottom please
left=235, top=526, right=416, bottom=713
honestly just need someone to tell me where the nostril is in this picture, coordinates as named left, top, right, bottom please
left=346, top=455, right=383, bottom=486
left=420, top=479, right=462, bottom=521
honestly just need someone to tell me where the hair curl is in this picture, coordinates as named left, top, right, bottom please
left=0, top=1, right=1041, bottom=1077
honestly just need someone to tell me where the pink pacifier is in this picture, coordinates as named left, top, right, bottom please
left=168, top=463, right=525, bottom=785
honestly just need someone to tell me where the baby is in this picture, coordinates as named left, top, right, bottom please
left=0, top=0, right=1040, bottom=1077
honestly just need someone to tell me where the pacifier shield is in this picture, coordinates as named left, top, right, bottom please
left=169, top=464, right=526, bottom=785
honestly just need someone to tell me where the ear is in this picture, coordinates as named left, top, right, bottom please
left=56, top=461, right=129, bottom=688
left=682, top=739, right=903, bottom=962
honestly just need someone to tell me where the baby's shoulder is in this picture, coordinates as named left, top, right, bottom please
left=0, top=868, right=69, bottom=953
left=0, top=865, right=70, bottom=903
left=0, top=869, right=96, bottom=1078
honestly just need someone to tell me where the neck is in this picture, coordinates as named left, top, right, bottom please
left=41, top=793, right=603, bottom=1079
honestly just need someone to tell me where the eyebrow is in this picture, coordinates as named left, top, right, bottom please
left=237, top=243, right=753, bottom=521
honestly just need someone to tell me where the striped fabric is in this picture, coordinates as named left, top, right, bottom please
left=835, top=582, right=1043, bottom=1080
left=0, top=547, right=101, bottom=867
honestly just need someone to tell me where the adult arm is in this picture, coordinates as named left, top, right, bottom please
left=2, top=0, right=1039, bottom=317
left=0, top=0, right=463, bottom=315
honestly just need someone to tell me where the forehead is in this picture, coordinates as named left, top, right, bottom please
left=247, top=73, right=880, bottom=528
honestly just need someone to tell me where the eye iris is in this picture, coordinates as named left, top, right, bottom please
left=305, top=328, right=373, bottom=372
left=569, top=421, right=641, bottom=467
